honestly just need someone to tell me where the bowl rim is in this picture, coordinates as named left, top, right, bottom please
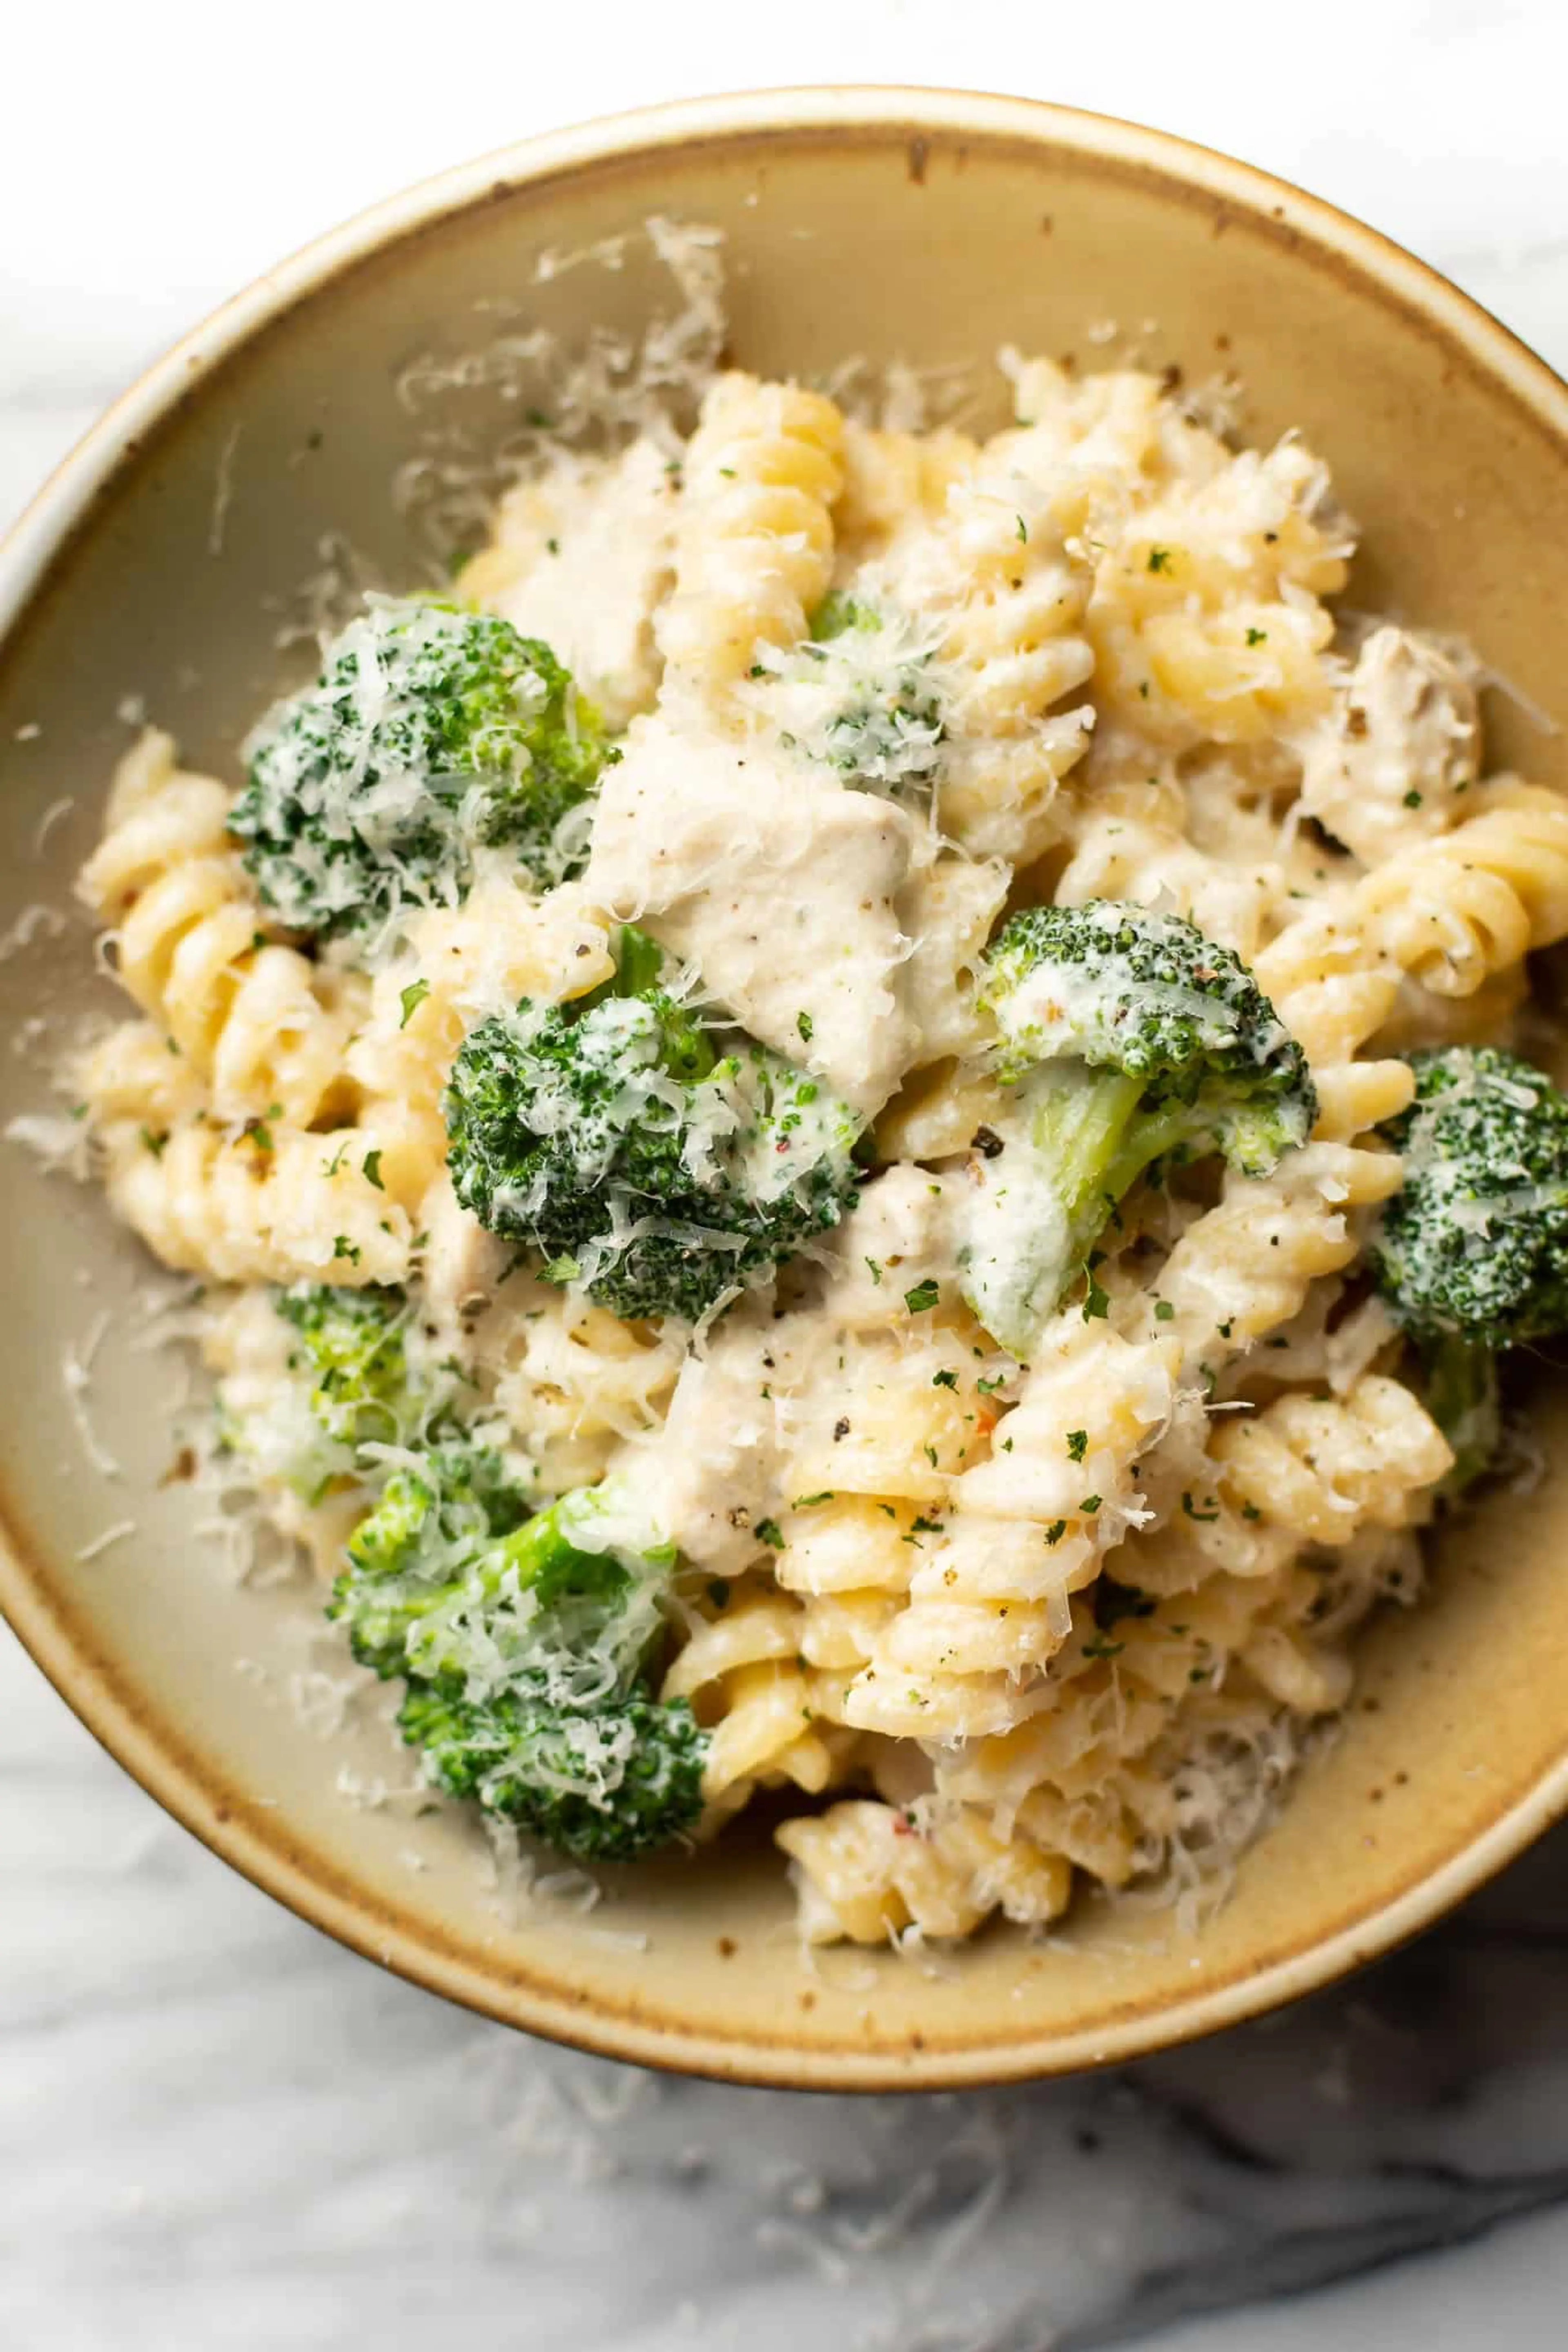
left=6, top=83, right=1568, bottom=2091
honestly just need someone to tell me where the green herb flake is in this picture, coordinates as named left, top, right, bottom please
left=904, top=1278, right=940, bottom=1314
left=399, top=978, right=431, bottom=1029
left=362, top=1149, right=384, bottom=1192
left=754, top=1517, right=786, bottom=1550
left=1066, top=1429, right=1089, bottom=1463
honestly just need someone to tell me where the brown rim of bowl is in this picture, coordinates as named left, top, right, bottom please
left=5, top=87, right=1568, bottom=2092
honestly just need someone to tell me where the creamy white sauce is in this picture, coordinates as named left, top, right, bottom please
left=585, top=715, right=923, bottom=1114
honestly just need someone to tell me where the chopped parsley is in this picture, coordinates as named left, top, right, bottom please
left=399, top=978, right=431, bottom=1029
left=904, top=1278, right=940, bottom=1314
left=1066, top=1429, right=1088, bottom=1463
left=1094, top=1579, right=1156, bottom=1631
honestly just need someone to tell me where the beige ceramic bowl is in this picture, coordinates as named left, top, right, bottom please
left=4, top=87, right=1568, bottom=2090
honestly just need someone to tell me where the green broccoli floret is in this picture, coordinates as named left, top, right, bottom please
left=758, top=589, right=944, bottom=798
left=274, top=1282, right=412, bottom=1448
left=230, top=596, right=614, bottom=944
left=216, top=1283, right=414, bottom=1501
left=1370, top=1045, right=1568, bottom=1487
left=332, top=1470, right=705, bottom=1862
left=331, top=1464, right=638, bottom=1676
left=218, top=1281, right=487, bottom=1505
left=443, top=925, right=863, bottom=1323
left=961, top=901, right=1316, bottom=1357
left=396, top=1684, right=707, bottom=1864
left=329, top=1442, right=535, bottom=1673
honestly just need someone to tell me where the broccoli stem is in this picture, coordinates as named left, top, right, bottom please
left=346, top=1488, right=638, bottom=1652
left=582, top=922, right=666, bottom=1007
left=1421, top=1333, right=1501, bottom=1493
left=964, top=1065, right=1184, bottom=1356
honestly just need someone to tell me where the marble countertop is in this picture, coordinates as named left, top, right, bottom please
left=7, top=7, right=1568, bottom=2345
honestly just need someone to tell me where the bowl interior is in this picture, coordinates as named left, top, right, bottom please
left=4, top=93, right=1568, bottom=2087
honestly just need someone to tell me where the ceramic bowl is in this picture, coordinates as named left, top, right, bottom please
left=4, top=88, right=1568, bottom=2090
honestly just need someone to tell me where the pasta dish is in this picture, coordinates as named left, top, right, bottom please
left=71, top=330, right=1568, bottom=1948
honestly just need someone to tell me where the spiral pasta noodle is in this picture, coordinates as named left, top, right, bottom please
left=661, top=1582, right=845, bottom=1820
left=938, top=1374, right=1450, bottom=1853
left=925, top=472, right=1096, bottom=861
left=96, top=1111, right=411, bottom=1288
left=655, top=372, right=846, bottom=694
left=777, top=1794, right=1071, bottom=1945
left=834, top=420, right=978, bottom=561
left=840, top=1327, right=1179, bottom=1742
left=79, top=731, right=364, bottom=1129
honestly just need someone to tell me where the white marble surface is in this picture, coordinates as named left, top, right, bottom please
left=7, top=6, right=1568, bottom=2345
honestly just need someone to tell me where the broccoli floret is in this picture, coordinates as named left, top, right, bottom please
left=747, top=589, right=944, bottom=800
left=960, top=901, right=1315, bottom=1356
left=331, top=1465, right=642, bottom=1677
left=396, top=1684, right=707, bottom=1864
left=231, top=597, right=614, bottom=944
left=274, top=1282, right=412, bottom=1449
left=1371, top=1045, right=1568, bottom=1486
left=220, top=1281, right=484, bottom=1505
left=444, top=925, right=863, bottom=1323
left=330, top=1442, right=535, bottom=1673
left=332, top=1470, right=705, bottom=1862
